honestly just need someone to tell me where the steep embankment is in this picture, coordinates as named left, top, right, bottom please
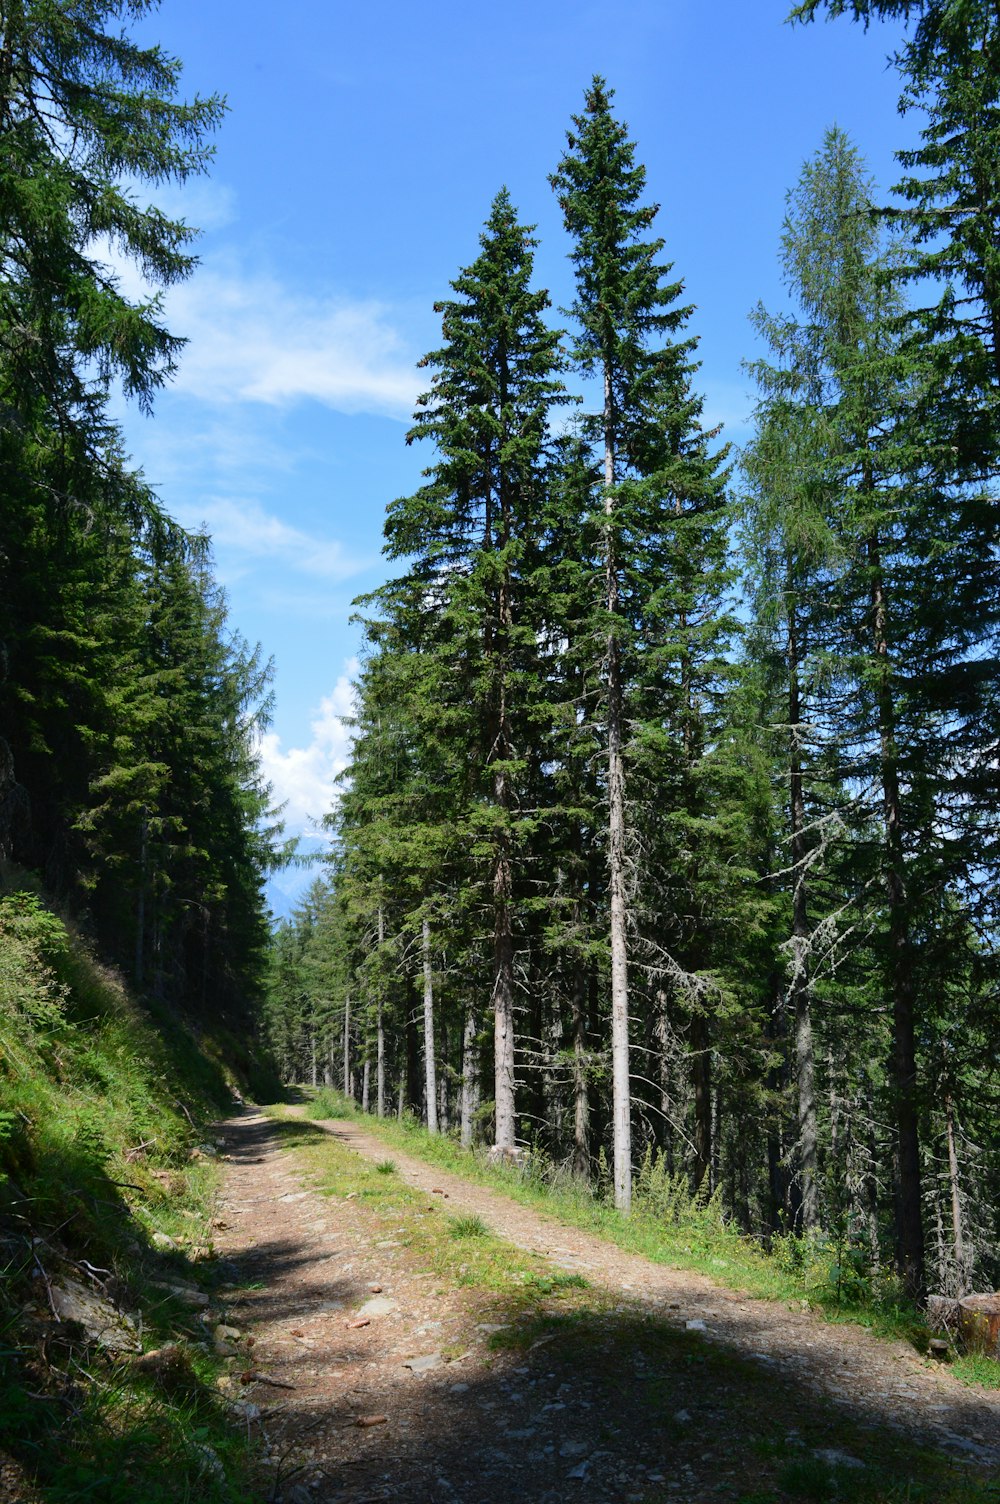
left=0, top=875, right=277, bottom=1503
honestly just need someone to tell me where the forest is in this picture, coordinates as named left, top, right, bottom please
left=262, top=16, right=1000, bottom=1308
left=0, top=0, right=998, bottom=1336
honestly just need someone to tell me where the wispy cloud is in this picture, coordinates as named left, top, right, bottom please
left=259, top=666, right=358, bottom=835
left=166, top=263, right=421, bottom=418
left=171, top=496, right=371, bottom=583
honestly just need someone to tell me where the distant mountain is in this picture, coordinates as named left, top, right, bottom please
left=266, top=833, right=328, bottom=920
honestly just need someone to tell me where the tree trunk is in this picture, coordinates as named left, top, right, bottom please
left=422, top=917, right=438, bottom=1133
left=691, top=1011, right=712, bottom=1192
left=869, top=532, right=925, bottom=1302
left=343, top=995, right=351, bottom=1096
left=362, top=1058, right=370, bottom=1114
left=310, top=1031, right=317, bottom=1089
left=135, top=809, right=147, bottom=985
left=376, top=906, right=386, bottom=1118
left=460, top=1008, right=478, bottom=1148
left=945, top=1093, right=967, bottom=1294
left=438, top=1015, right=449, bottom=1134
left=788, top=599, right=818, bottom=1234
left=572, top=958, right=590, bottom=1177
left=604, top=368, right=632, bottom=1213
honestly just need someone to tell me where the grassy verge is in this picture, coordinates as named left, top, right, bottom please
left=264, top=1103, right=997, bottom=1504
left=295, top=1087, right=996, bottom=1386
left=0, top=878, right=273, bottom=1503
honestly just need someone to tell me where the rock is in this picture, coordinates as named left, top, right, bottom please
left=151, top=1232, right=178, bottom=1251
left=403, top=1352, right=442, bottom=1375
left=133, top=1344, right=200, bottom=1394
left=813, top=1448, right=865, bottom=1471
left=929, top=1338, right=951, bottom=1360
left=559, top=1439, right=588, bottom=1457
left=149, top=1279, right=211, bottom=1308
left=213, top=1324, right=241, bottom=1355
left=673, top=1408, right=692, bottom=1424
left=50, top=1279, right=140, bottom=1353
left=355, top=1414, right=388, bottom=1428
left=193, top=1444, right=225, bottom=1480
left=357, top=1295, right=398, bottom=1318
left=685, top=1319, right=707, bottom=1332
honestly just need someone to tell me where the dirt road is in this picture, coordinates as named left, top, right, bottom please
left=211, top=1109, right=998, bottom=1503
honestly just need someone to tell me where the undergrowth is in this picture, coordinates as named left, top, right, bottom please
left=0, top=875, right=270, bottom=1502
left=299, top=1088, right=993, bottom=1385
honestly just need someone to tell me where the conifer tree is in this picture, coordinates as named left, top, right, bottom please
left=551, top=77, right=730, bottom=1209
left=366, top=190, right=569, bottom=1151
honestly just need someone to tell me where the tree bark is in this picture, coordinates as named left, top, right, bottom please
left=342, top=995, right=350, bottom=1096
left=422, top=917, right=439, bottom=1133
left=362, top=1058, right=370, bottom=1114
left=604, top=367, right=632, bottom=1213
left=869, top=531, right=925, bottom=1303
left=691, top=1011, right=712, bottom=1192
left=788, top=598, right=818, bottom=1234
left=460, top=1008, right=478, bottom=1148
left=572, top=954, right=590, bottom=1177
left=376, top=905, right=386, bottom=1117
left=945, top=1093, right=967, bottom=1293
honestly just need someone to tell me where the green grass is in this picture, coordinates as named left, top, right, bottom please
left=447, top=1212, right=489, bottom=1238
left=0, top=878, right=265, bottom=1502
left=953, top=1351, right=1000, bottom=1389
left=297, top=1088, right=998, bottom=1389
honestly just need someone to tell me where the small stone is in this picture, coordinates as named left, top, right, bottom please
left=151, top=1231, right=178, bottom=1251
left=685, top=1319, right=707, bottom=1332
left=813, top=1448, right=865, bottom=1470
left=673, top=1408, right=692, bottom=1424
left=358, top=1296, right=398, bottom=1318
left=403, top=1352, right=442, bottom=1375
left=559, top=1439, right=588, bottom=1458
left=150, top=1279, right=210, bottom=1308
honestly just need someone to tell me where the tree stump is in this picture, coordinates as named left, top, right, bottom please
left=957, top=1294, right=1000, bottom=1357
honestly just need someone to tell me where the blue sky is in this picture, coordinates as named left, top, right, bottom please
left=114, top=0, right=911, bottom=902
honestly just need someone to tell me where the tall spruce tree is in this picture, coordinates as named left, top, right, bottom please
left=551, top=77, right=730, bottom=1210
left=363, top=190, right=569, bottom=1150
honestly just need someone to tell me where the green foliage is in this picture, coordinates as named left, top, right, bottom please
left=0, top=886, right=262, bottom=1500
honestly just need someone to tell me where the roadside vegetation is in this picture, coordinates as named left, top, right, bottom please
left=0, top=875, right=277, bottom=1503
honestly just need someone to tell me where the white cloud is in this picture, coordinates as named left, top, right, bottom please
left=171, top=496, right=371, bottom=583
left=166, top=264, right=421, bottom=418
left=259, top=666, right=358, bottom=835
